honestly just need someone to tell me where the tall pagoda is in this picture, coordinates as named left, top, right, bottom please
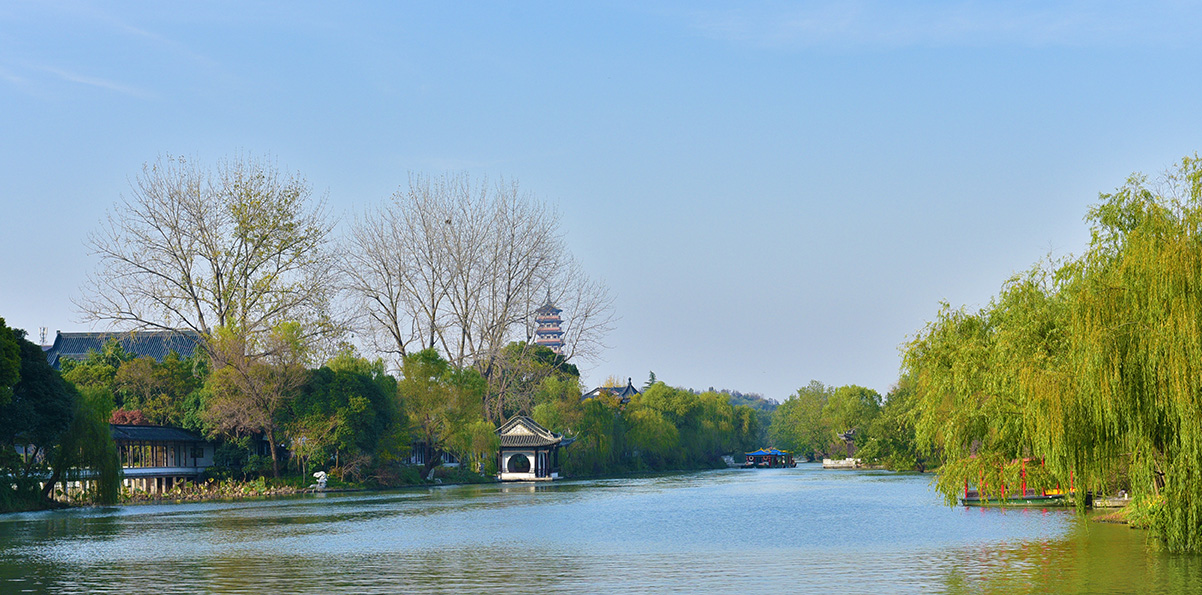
left=534, top=299, right=565, bottom=355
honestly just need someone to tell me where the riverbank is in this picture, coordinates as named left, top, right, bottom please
left=116, top=466, right=498, bottom=506
left=122, top=477, right=307, bottom=504
left=114, top=461, right=741, bottom=507
left=118, top=459, right=909, bottom=507
left=1090, top=494, right=1160, bottom=530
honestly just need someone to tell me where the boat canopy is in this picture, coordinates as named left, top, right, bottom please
left=746, top=448, right=790, bottom=456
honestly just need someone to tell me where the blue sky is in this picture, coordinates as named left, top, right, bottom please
left=3, top=1, right=1201, bottom=400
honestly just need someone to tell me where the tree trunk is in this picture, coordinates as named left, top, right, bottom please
left=268, top=427, right=281, bottom=478
left=40, top=466, right=63, bottom=503
left=22, top=445, right=41, bottom=476
left=421, top=441, right=440, bottom=480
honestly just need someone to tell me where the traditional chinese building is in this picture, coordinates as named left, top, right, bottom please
left=43, top=330, right=202, bottom=369
left=581, top=378, right=642, bottom=404
left=497, top=415, right=564, bottom=481
left=533, top=300, right=565, bottom=355
left=111, top=424, right=213, bottom=494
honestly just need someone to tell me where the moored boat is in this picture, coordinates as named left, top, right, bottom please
left=742, top=448, right=796, bottom=468
left=959, top=458, right=1072, bottom=507
left=822, top=458, right=861, bottom=469
left=960, top=489, right=1068, bottom=507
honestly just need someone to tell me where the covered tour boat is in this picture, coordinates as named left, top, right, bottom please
left=742, top=448, right=796, bottom=468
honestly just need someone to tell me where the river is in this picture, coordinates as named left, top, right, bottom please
left=0, top=464, right=1198, bottom=594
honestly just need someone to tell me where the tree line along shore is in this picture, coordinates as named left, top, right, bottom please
left=691, top=155, right=1202, bottom=554
left=0, top=154, right=768, bottom=513
left=6, top=153, right=1202, bottom=553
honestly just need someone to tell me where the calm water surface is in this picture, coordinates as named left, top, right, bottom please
left=1, top=464, right=1198, bottom=594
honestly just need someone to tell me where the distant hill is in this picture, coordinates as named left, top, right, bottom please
left=690, top=387, right=779, bottom=413
left=724, top=391, right=779, bottom=413
left=697, top=389, right=777, bottom=446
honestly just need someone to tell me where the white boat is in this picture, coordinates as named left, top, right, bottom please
left=822, top=458, right=861, bottom=469
left=1093, top=494, right=1131, bottom=508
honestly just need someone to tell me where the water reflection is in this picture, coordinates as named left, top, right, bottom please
left=0, top=467, right=1198, bottom=594
left=936, top=520, right=1202, bottom=595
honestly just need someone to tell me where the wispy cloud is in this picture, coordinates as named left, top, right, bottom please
left=0, top=65, right=27, bottom=86
left=683, top=1, right=1202, bottom=50
left=0, top=57, right=148, bottom=98
left=0, top=56, right=155, bottom=99
left=87, top=9, right=221, bottom=71
left=0, top=1, right=222, bottom=97
left=34, top=63, right=155, bottom=99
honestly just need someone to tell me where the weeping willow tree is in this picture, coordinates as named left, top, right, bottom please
left=44, top=390, right=122, bottom=505
left=1064, top=156, right=1202, bottom=551
left=905, top=266, right=1073, bottom=506
left=0, top=326, right=121, bottom=509
left=906, top=155, right=1202, bottom=552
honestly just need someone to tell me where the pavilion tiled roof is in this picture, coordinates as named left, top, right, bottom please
left=44, top=330, right=202, bottom=369
left=500, top=433, right=561, bottom=447
left=110, top=424, right=206, bottom=443
left=497, top=415, right=562, bottom=448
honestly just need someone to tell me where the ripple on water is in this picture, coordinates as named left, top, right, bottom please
left=0, top=467, right=1197, bottom=594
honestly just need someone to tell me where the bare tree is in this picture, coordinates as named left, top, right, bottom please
left=547, top=256, right=616, bottom=364
left=479, top=254, right=615, bottom=422
left=343, top=203, right=421, bottom=362
left=77, top=154, right=343, bottom=353
left=465, top=178, right=564, bottom=376
left=344, top=173, right=454, bottom=362
left=345, top=173, right=614, bottom=375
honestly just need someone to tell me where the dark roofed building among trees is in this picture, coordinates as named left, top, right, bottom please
left=581, top=378, right=642, bottom=404
left=110, top=423, right=213, bottom=494
left=42, top=330, right=202, bottom=369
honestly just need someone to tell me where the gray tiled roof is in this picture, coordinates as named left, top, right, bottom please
left=497, top=415, right=562, bottom=448
left=500, top=434, right=560, bottom=447
left=44, top=330, right=202, bottom=369
left=535, top=301, right=561, bottom=315
left=110, top=424, right=206, bottom=443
